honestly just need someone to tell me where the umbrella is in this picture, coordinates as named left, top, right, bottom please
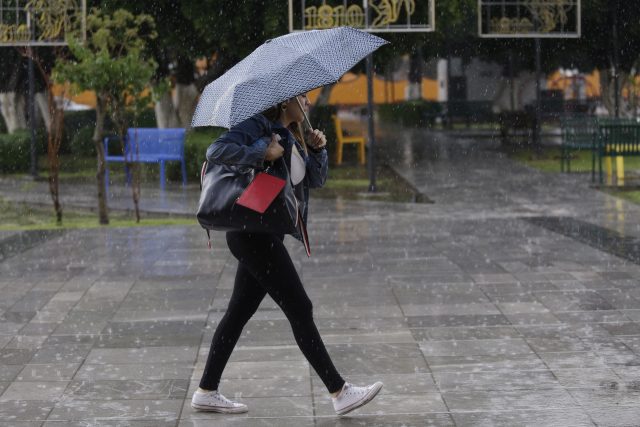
left=191, top=27, right=388, bottom=129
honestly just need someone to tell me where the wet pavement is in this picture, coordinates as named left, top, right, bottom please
left=1, top=128, right=640, bottom=426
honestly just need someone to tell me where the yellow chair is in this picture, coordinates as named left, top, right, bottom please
left=332, top=115, right=366, bottom=165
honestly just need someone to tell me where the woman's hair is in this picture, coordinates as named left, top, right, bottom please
left=261, top=101, right=308, bottom=155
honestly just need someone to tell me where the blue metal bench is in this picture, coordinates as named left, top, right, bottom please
left=104, top=128, right=186, bottom=191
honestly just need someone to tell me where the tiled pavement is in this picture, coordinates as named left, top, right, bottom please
left=1, top=129, right=640, bottom=426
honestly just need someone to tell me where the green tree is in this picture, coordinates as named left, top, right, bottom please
left=97, top=0, right=207, bottom=128
left=54, top=8, right=157, bottom=224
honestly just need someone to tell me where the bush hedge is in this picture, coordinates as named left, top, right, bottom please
left=0, top=131, right=31, bottom=173
left=378, top=101, right=443, bottom=127
left=62, top=109, right=157, bottom=155
left=167, top=127, right=226, bottom=182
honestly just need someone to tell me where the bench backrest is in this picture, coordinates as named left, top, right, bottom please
left=125, top=128, right=186, bottom=158
left=561, top=116, right=598, bottom=145
left=598, top=124, right=640, bottom=155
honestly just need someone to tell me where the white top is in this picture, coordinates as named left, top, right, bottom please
left=290, top=143, right=306, bottom=185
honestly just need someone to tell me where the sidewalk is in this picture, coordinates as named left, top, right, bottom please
left=1, top=129, right=640, bottom=426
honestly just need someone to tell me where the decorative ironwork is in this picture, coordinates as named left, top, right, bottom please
left=289, top=0, right=434, bottom=33
left=0, top=0, right=86, bottom=46
left=478, top=0, right=580, bottom=38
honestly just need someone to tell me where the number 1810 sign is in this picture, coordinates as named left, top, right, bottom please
left=288, top=0, right=435, bottom=33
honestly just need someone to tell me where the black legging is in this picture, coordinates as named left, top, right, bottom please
left=199, top=231, right=345, bottom=393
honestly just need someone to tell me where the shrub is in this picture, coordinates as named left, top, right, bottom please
left=167, top=127, right=225, bottom=182
left=378, top=101, right=443, bottom=127
left=0, top=113, right=6, bottom=133
left=0, top=131, right=31, bottom=173
left=69, top=125, right=96, bottom=157
left=62, top=109, right=157, bottom=155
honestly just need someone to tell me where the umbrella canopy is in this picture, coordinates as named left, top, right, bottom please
left=191, top=27, right=388, bottom=128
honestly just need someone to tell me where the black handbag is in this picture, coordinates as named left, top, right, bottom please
left=196, top=157, right=299, bottom=236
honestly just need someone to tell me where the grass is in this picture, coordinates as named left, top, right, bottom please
left=0, top=162, right=421, bottom=231
left=313, top=163, right=422, bottom=203
left=601, top=189, right=640, bottom=205
left=508, top=147, right=640, bottom=173
left=0, top=197, right=194, bottom=231
left=508, top=146, right=640, bottom=207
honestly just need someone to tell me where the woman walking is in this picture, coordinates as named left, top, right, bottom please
left=191, top=93, right=383, bottom=416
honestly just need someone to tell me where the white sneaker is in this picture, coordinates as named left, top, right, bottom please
left=191, top=389, right=248, bottom=413
left=332, top=382, right=383, bottom=415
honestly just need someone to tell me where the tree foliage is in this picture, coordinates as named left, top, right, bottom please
left=53, top=8, right=158, bottom=224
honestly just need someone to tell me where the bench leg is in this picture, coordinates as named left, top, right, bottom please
left=160, top=160, right=166, bottom=191
left=336, top=141, right=343, bottom=165
left=124, top=164, right=131, bottom=187
left=605, top=157, right=613, bottom=185
left=599, top=151, right=603, bottom=184
left=181, top=159, right=187, bottom=187
left=358, top=142, right=366, bottom=165
left=616, top=156, right=625, bottom=186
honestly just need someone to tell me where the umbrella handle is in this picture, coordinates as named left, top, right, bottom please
left=295, top=96, right=313, bottom=132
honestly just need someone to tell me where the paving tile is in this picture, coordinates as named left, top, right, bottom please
left=63, top=379, right=188, bottom=400
left=314, top=414, right=456, bottom=427
left=47, top=399, right=182, bottom=421
left=0, top=381, right=69, bottom=401
left=0, top=349, right=34, bottom=365
left=196, top=360, right=310, bottom=380
left=16, top=364, right=80, bottom=381
left=0, top=365, right=22, bottom=382
left=586, top=406, right=640, bottom=426
left=419, top=338, right=532, bottom=357
left=84, top=346, right=197, bottom=364
left=73, top=363, right=193, bottom=381
left=411, top=325, right=521, bottom=341
left=0, top=400, right=53, bottom=421
left=426, top=353, right=548, bottom=373
left=452, top=409, right=594, bottom=427
left=443, top=388, right=578, bottom=411
left=552, top=367, right=622, bottom=389
left=29, top=345, right=91, bottom=364
left=433, top=370, right=560, bottom=391
left=178, top=417, right=316, bottom=427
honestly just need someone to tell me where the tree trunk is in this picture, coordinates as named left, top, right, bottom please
left=600, top=68, right=631, bottom=117
left=47, top=88, right=64, bottom=225
left=154, top=90, right=180, bottom=128
left=408, top=49, right=423, bottom=101
left=174, top=83, right=198, bottom=129
left=0, top=92, right=27, bottom=133
left=93, top=96, right=109, bottom=225
left=315, top=84, right=334, bottom=106
left=113, top=106, right=141, bottom=223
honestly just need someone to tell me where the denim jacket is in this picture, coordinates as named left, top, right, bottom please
left=206, top=113, right=328, bottom=225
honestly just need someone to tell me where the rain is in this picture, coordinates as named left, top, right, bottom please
left=1, top=0, right=640, bottom=426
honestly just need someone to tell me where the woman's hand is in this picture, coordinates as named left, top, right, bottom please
left=306, top=129, right=327, bottom=151
left=265, top=133, right=284, bottom=161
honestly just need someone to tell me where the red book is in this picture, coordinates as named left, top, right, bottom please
left=236, top=173, right=286, bottom=214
